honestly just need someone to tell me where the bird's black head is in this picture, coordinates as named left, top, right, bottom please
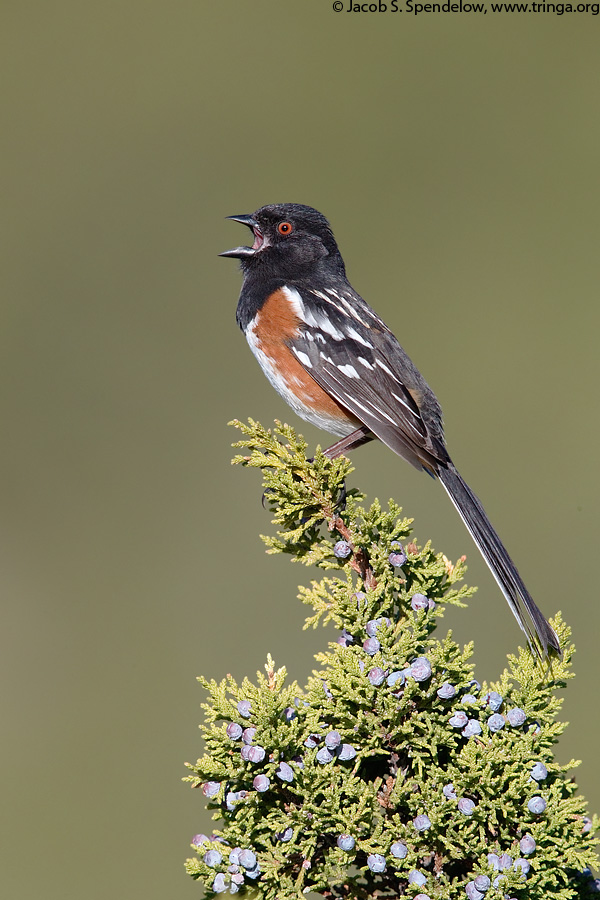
left=220, top=203, right=346, bottom=279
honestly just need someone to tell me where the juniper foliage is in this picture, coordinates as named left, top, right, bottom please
left=184, top=419, right=598, bottom=900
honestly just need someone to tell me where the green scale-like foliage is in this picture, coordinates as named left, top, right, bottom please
left=184, top=419, right=598, bottom=900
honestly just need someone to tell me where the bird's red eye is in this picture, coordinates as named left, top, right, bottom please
left=277, top=221, right=293, bottom=235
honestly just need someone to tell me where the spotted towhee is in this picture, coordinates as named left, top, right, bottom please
left=221, top=203, right=560, bottom=658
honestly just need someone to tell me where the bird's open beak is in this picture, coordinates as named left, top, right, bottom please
left=220, top=214, right=265, bottom=258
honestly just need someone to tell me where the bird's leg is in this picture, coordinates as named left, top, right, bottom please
left=322, top=426, right=373, bottom=510
left=323, top=426, right=374, bottom=459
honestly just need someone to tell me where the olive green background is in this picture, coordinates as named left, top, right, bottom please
left=1, top=2, right=598, bottom=897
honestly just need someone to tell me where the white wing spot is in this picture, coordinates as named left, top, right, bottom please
left=315, top=316, right=345, bottom=341
left=300, top=307, right=322, bottom=330
left=311, top=289, right=338, bottom=308
left=357, top=356, right=373, bottom=369
left=337, top=363, right=359, bottom=378
left=345, top=325, right=373, bottom=348
left=376, top=358, right=401, bottom=381
left=292, top=348, right=312, bottom=368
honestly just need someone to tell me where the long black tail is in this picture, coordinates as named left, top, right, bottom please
left=437, top=463, right=560, bottom=659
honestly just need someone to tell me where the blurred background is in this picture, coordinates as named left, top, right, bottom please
left=1, top=2, right=598, bottom=897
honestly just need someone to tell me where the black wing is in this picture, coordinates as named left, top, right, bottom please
left=287, top=284, right=449, bottom=473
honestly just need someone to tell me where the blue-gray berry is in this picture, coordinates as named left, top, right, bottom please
left=338, top=743, right=357, bottom=760
left=527, top=795, right=547, bottom=815
left=363, top=637, right=380, bottom=655
left=507, top=707, right=526, bottom=727
left=237, top=700, right=252, bottom=718
left=519, top=834, right=536, bottom=855
left=204, top=849, right=222, bottom=868
left=473, top=874, right=491, bottom=892
left=239, top=850, right=257, bottom=870
left=252, top=774, right=270, bottom=792
left=531, top=761, right=548, bottom=781
left=192, top=833, right=209, bottom=847
left=390, top=841, right=408, bottom=859
left=242, top=727, right=257, bottom=744
left=226, top=791, right=242, bottom=811
left=487, top=713, right=505, bottom=732
left=413, top=814, right=432, bottom=831
left=245, top=864, right=261, bottom=880
left=487, top=853, right=500, bottom=870
left=485, top=691, right=503, bottom=711
left=449, top=711, right=469, bottom=728
left=366, top=617, right=390, bottom=636
left=212, top=873, right=227, bottom=893
left=443, top=783, right=457, bottom=800
left=368, top=666, right=386, bottom=686
left=202, top=781, right=220, bottom=798
left=247, top=745, right=266, bottom=763
left=276, top=761, right=294, bottom=783
left=276, top=827, right=293, bottom=842
left=465, top=883, right=484, bottom=900
left=337, top=629, right=354, bottom=647
left=337, top=834, right=356, bottom=851
left=367, top=853, right=386, bottom=873
left=325, top=730, right=342, bottom=749
left=354, top=591, right=367, bottom=608
left=461, top=693, right=478, bottom=705
left=226, top=722, right=243, bottom=740
left=458, top=797, right=476, bottom=816
left=462, top=719, right=482, bottom=738
left=513, top=858, right=531, bottom=877
left=409, top=870, right=427, bottom=886
left=411, top=657, right=432, bottom=682
left=333, top=540, right=352, bottom=558
left=411, top=593, right=429, bottom=611
left=316, top=747, right=335, bottom=764
left=437, top=682, right=456, bottom=699
left=388, top=541, right=407, bottom=566
left=387, top=670, right=405, bottom=688
left=498, top=854, right=513, bottom=870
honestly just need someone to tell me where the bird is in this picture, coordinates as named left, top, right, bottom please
left=220, top=202, right=560, bottom=659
